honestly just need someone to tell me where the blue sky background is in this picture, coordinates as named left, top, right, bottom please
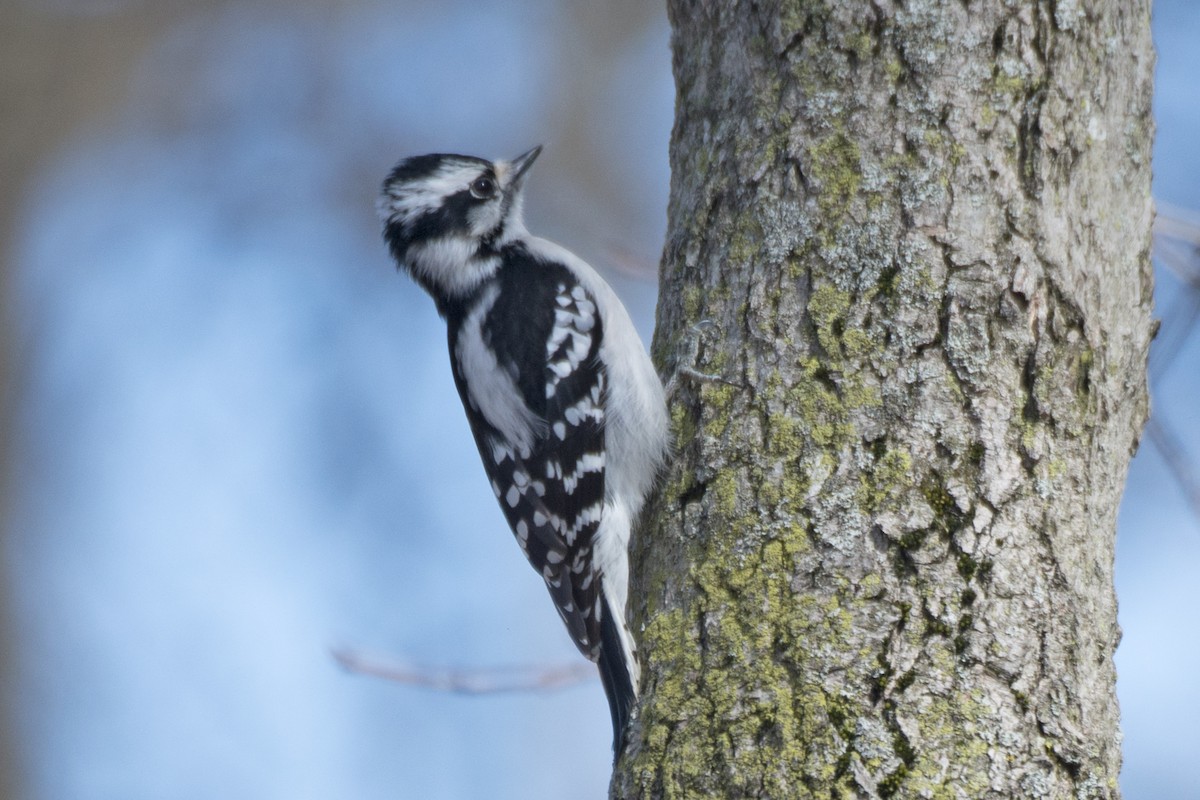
left=4, top=1, right=1198, bottom=798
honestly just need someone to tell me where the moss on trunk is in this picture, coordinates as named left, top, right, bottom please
left=615, top=1, right=1154, bottom=798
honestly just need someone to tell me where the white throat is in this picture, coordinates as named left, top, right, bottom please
left=406, top=235, right=501, bottom=298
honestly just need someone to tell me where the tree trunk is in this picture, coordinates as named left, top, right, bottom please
left=615, top=1, right=1154, bottom=798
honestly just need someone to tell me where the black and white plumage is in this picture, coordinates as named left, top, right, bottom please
left=377, top=146, right=669, bottom=755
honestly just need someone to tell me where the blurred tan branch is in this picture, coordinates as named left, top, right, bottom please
left=331, top=648, right=594, bottom=694
left=1146, top=416, right=1200, bottom=523
left=603, top=242, right=660, bottom=281
left=1155, top=202, right=1200, bottom=254
left=1149, top=204, right=1200, bottom=525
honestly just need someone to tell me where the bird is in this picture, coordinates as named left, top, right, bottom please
left=377, top=145, right=669, bottom=756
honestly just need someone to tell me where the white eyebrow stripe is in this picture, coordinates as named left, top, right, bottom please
left=386, top=163, right=486, bottom=225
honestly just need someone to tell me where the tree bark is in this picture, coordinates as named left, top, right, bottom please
left=615, top=1, right=1154, bottom=798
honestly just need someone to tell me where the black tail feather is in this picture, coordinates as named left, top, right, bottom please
left=597, top=594, right=635, bottom=760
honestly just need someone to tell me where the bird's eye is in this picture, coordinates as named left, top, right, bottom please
left=470, top=176, right=497, bottom=199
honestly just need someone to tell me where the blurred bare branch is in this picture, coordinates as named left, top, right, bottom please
left=331, top=648, right=594, bottom=695
left=1155, top=202, right=1200, bottom=255
left=1149, top=204, right=1200, bottom=524
left=603, top=242, right=660, bottom=281
left=1150, top=206, right=1200, bottom=379
left=1146, top=416, right=1200, bottom=522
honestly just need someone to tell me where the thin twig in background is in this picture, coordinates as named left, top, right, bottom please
left=331, top=648, right=594, bottom=695
left=1149, top=239, right=1200, bottom=379
left=1155, top=202, right=1200, bottom=254
left=1145, top=416, right=1200, bottom=524
left=1148, top=204, right=1200, bottom=526
left=604, top=242, right=660, bottom=280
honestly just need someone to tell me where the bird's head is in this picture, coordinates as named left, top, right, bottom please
left=378, top=146, right=542, bottom=301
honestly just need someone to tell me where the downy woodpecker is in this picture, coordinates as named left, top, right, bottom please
left=377, top=146, right=669, bottom=755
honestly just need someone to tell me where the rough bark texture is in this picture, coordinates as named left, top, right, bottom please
left=615, top=1, right=1154, bottom=798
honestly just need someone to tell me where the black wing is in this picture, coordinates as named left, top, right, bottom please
left=449, top=254, right=607, bottom=659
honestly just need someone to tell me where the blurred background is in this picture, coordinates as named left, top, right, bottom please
left=0, top=1, right=1195, bottom=798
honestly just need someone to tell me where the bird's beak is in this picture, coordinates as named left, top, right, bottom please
left=509, top=145, right=543, bottom=185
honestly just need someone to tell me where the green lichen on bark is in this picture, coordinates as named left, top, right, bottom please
left=619, top=0, right=1154, bottom=797
left=808, top=130, right=862, bottom=225
left=632, top=517, right=867, bottom=798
